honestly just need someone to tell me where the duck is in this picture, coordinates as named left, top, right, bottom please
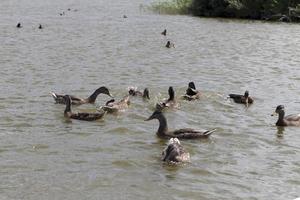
left=156, top=86, right=179, bottom=110
left=128, top=86, right=150, bottom=99
left=165, top=41, right=175, bottom=48
left=63, top=95, right=106, bottom=121
left=182, top=82, right=201, bottom=101
left=162, top=138, right=190, bottom=163
left=145, top=110, right=216, bottom=139
left=51, top=86, right=112, bottom=105
left=38, top=24, right=43, bottom=29
left=228, top=90, right=253, bottom=106
left=16, top=23, right=22, bottom=28
left=271, top=105, right=300, bottom=126
left=100, top=95, right=130, bottom=113
left=161, top=29, right=167, bottom=36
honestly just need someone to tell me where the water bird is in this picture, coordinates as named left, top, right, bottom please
left=228, top=90, right=253, bottom=106
left=59, top=12, right=65, bottom=16
left=128, top=86, right=150, bottom=99
left=165, top=41, right=175, bottom=48
left=123, top=15, right=128, bottom=18
left=156, top=86, right=179, bottom=110
left=271, top=105, right=300, bottom=126
left=161, top=29, right=167, bottom=36
left=182, top=82, right=201, bottom=101
left=16, top=23, right=22, bottom=28
left=51, top=86, right=112, bottom=105
left=38, top=24, right=43, bottom=29
left=162, top=138, right=190, bottom=163
left=145, top=110, right=216, bottom=139
left=63, top=95, right=106, bottom=121
left=100, top=95, right=130, bottom=113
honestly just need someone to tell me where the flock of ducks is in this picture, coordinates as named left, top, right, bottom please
left=50, top=81, right=300, bottom=164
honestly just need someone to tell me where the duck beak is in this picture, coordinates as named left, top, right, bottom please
left=271, top=112, right=277, bottom=116
left=145, top=115, right=154, bottom=121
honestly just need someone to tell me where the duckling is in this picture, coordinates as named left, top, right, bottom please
left=145, top=110, right=216, bottom=139
left=63, top=95, right=106, bottom=121
left=156, top=86, right=179, bottom=110
left=228, top=90, right=253, bottom=106
left=271, top=105, right=300, bottom=126
left=100, top=95, right=130, bottom=113
left=128, top=87, right=150, bottom=100
left=161, top=29, right=167, bottom=36
left=162, top=138, right=190, bottom=163
left=16, top=23, right=22, bottom=28
left=51, top=86, right=112, bottom=105
left=165, top=41, right=175, bottom=48
left=182, top=82, right=201, bottom=101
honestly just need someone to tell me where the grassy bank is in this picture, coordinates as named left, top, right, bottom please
left=150, top=0, right=192, bottom=14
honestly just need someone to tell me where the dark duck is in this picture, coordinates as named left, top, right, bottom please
left=156, top=86, right=179, bottom=110
left=145, top=110, right=216, bottom=139
left=228, top=90, right=253, bottom=106
left=182, top=82, right=201, bottom=101
left=51, top=86, right=112, bottom=105
left=128, top=86, right=150, bottom=100
left=271, top=105, right=300, bottom=126
left=162, top=138, right=190, bottom=163
left=63, top=95, right=106, bottom=121
left=161, top=29, right=167, bottom=36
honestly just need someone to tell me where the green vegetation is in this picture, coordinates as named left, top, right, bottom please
left=151, top=0, right=300, bottom=22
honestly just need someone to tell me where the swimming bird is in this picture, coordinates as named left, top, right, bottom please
left=128, top=87, right=150, bottom=99
left=162, top=138, right=190, bottom=163
left=182, top=82, right=201, bottom=101
left=38, top=24, right=43, bottom=29
left=51, top=86, right=112, bottom=105
left=271, top=105, right=300, bottom=126
left=228, top=90, right=253, bottom=106
left=145, top=110, right=216, bottom=139
left=63, top=95, right=106, bottom=121
left=100, top=95, right=130, bottom=113
left=16, top=23, right=22, bottom=28
left=161, top=29, right=167, bottom=36
left=165, top=41, right=175, bottom=48
left=156, top=86, right=179, bottom=110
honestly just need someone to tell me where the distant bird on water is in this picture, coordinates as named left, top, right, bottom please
left=123, top=15, right=128, bottom=18
left=161, top=29, right=167, bottom=36
left=16, top=23, right=22, bottom=28
left=165, top=41, right=175, bottom=48
left=38, top=24, right=43, bottom=29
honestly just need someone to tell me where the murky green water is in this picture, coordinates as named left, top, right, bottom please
left=1, top=0, right=300, bottom=199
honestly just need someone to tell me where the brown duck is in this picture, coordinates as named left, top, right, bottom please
left=51, top=86, right=112, bottom=105
left=162, top=138, right=190, bottom=163
left=182, top=82, right=201, bottom=101
left=100, top=95, right=130, bottom=113
left=145, top=110, right=216, bottom=139
left=63, top=95, right=106, bottom=121
left=128, top=87, right=150, bottom=99
left=271, top=105, right=300, bottom=126
left=156, top=86, right=179, bottom=110
left=228, top=90, right=253, bottom=106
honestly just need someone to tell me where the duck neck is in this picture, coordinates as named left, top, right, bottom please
left=276, top=111, right=285, bottom=125
left=87, top=87, right=103, bottom=103
left=156, top=114, right=168, bottom=137
left=64, top=99, right=72, bottom=117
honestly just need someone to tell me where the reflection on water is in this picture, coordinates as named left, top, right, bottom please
left=1, top=0, right=300, bottom=199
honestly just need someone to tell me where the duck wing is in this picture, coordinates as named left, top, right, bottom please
left=171, top=128, right=216, bottom=139
left=285, top=114, right=300, bottom=121
left=70, top=112, right=105, bottom=121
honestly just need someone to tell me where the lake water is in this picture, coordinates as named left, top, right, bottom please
left=1, top=0, right=300, bottom=199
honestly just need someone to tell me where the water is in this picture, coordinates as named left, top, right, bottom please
left=1, top=0, right=300, bottom=199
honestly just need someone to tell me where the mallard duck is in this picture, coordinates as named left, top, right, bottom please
left=63, top=95, right=106, bottom=121
left=182, top=82, right=201, bottom=101
left=165, top=41, right=175, bottom=48
left=100, top=95, right=130, bottom=113
left=51, top=86, right=112, bottom=105
left=145, top=110, right=216, bottom=139
left=161, top=29, right=167, bottom=36
left=156, top=86, right=179, bottom=110
left=271, top=105, right=300, bottom=126
left=16, top=23, right=22, bottom=28
left=228, top=90, right=253, bottom=106
left=162, top=138, right=190, bottom=163
left=128, top=87, right=150, bottom=99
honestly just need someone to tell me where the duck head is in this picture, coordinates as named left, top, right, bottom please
left=188, top=82, right=196, bottom=90
left=143, top=88, right=150, bottom=99
left=244, top=90, right=249, bottom=98
left=271, top=105, right=285, bottom=116
left=128, top=86, right=137, bottom=96
left=98, top=86, right=112, bottom=97
left=168, top=86, right=175, bottom=101
left=145, top=110, right=162, bottom=121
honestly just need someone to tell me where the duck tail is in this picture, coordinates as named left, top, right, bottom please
left=203, top=128, right=217, bottom=136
